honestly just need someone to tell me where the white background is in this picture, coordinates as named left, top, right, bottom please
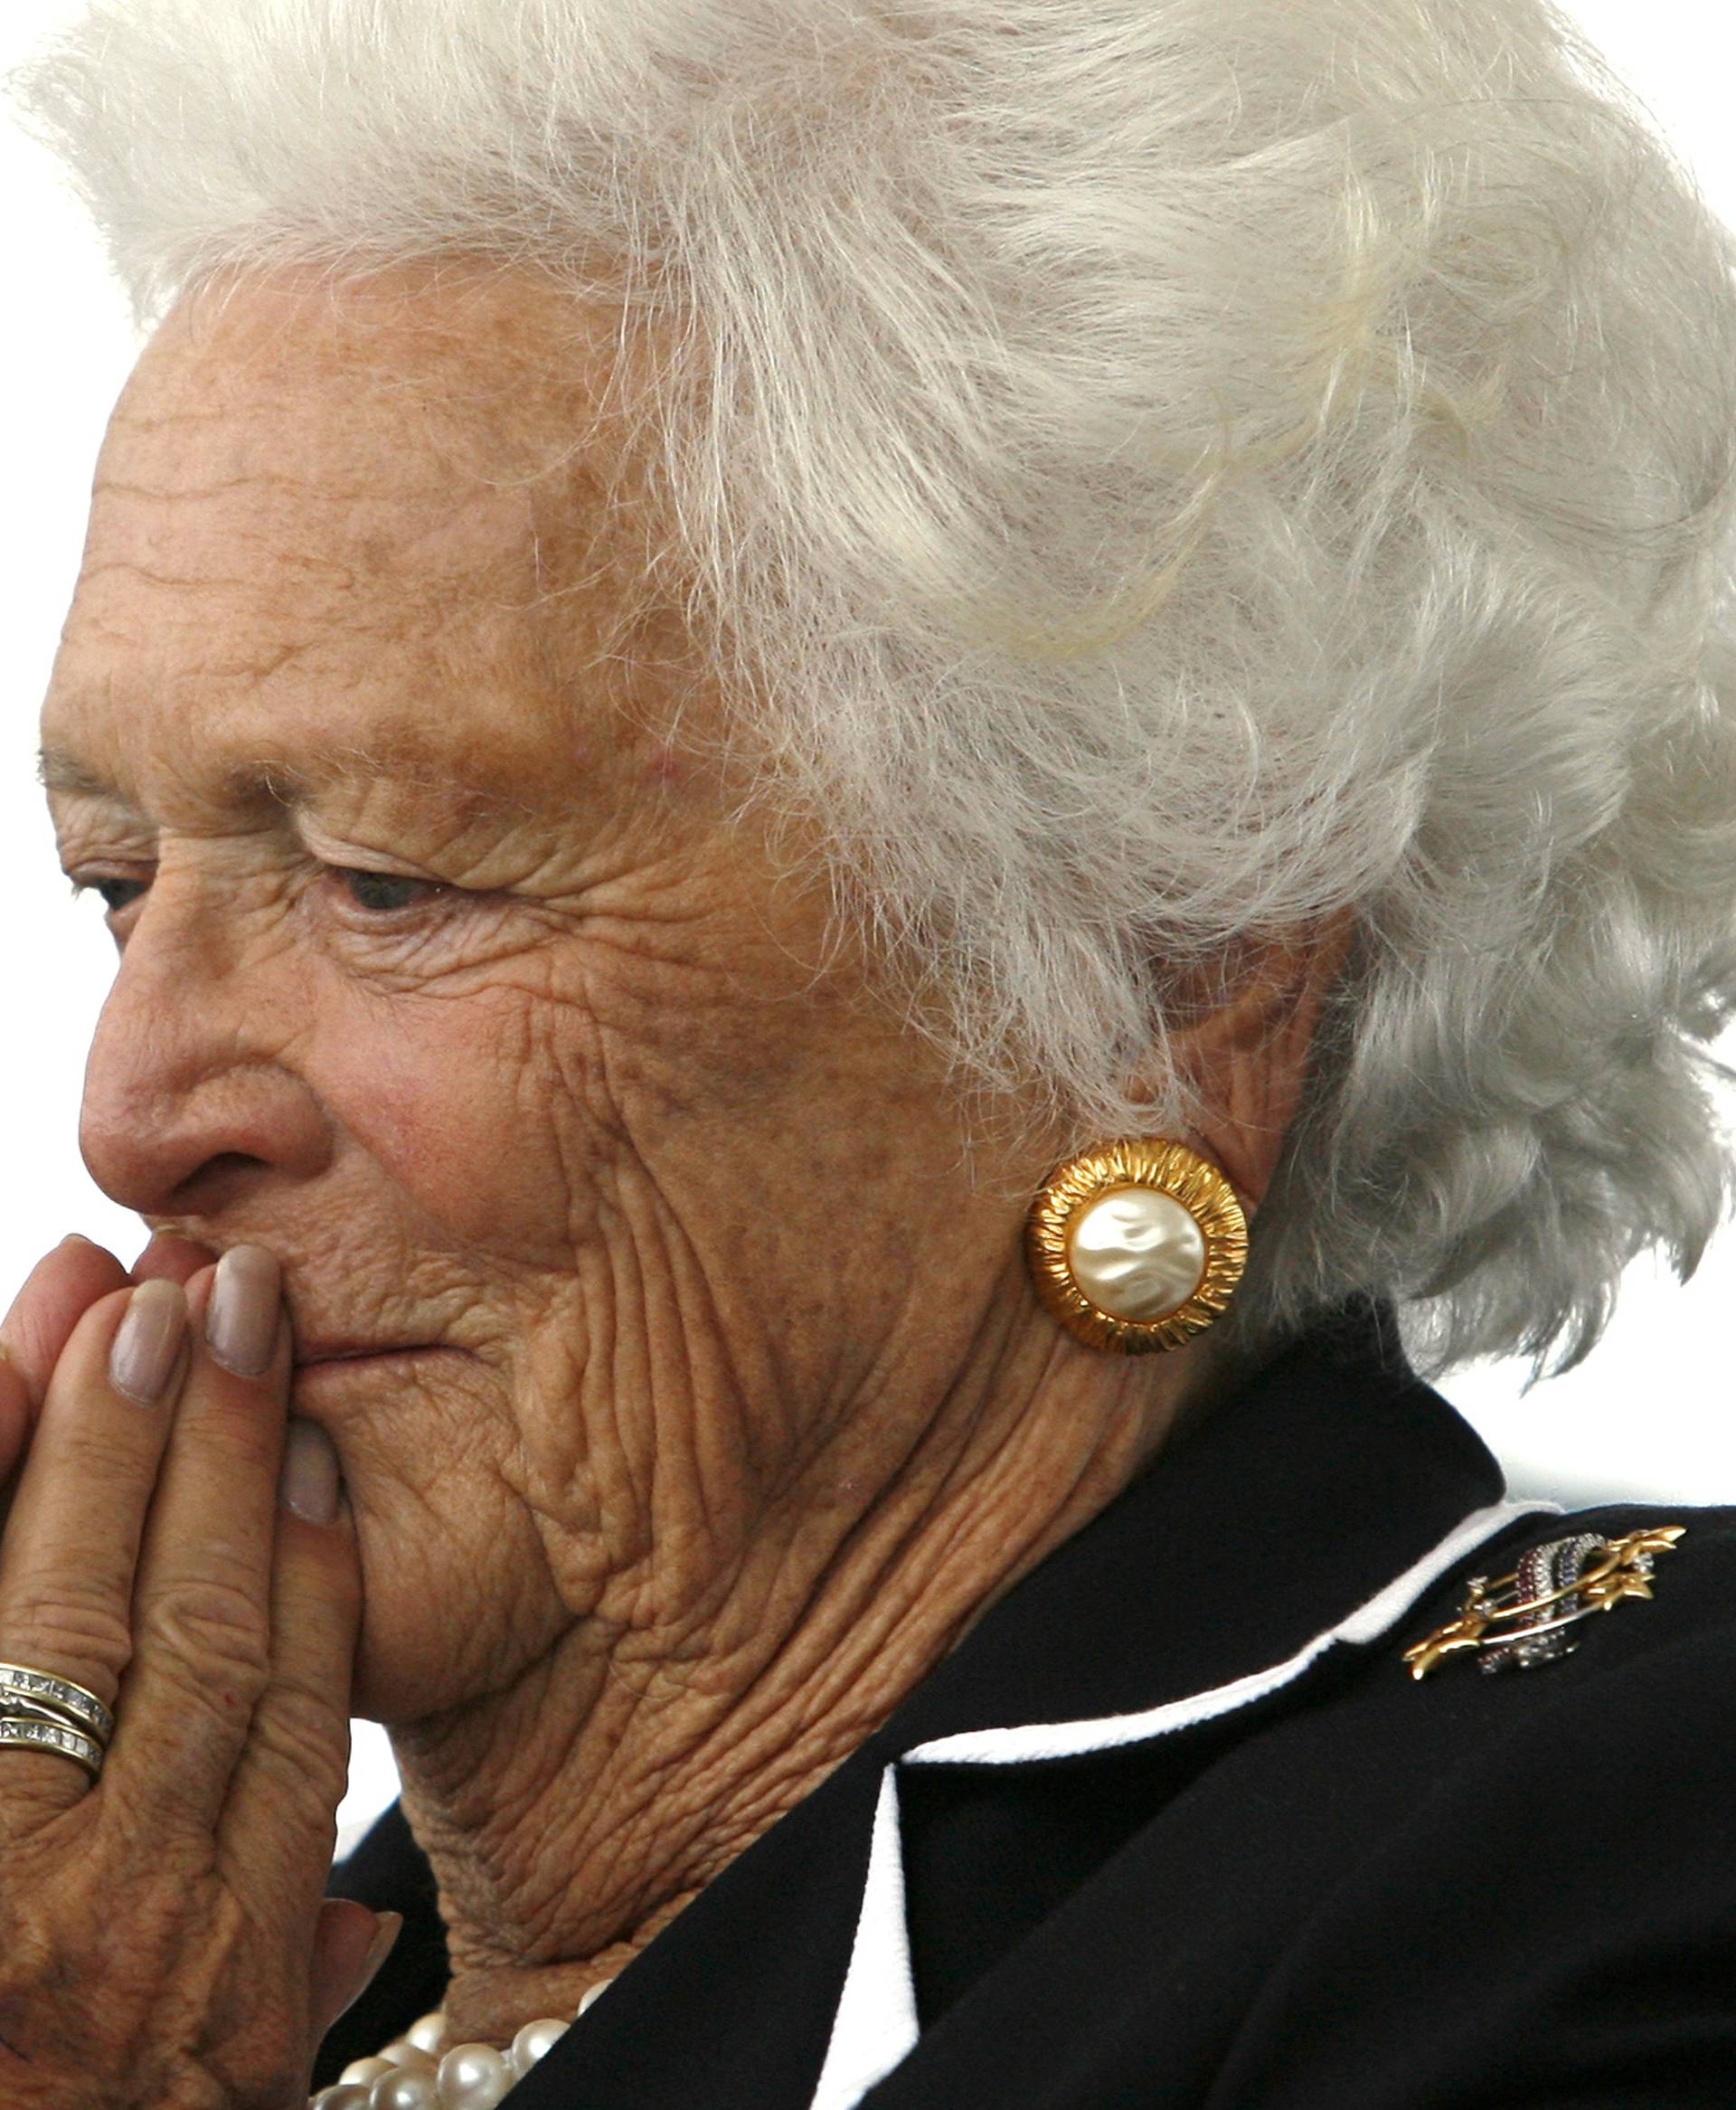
left=3, top=2, right=1734, bottom=1854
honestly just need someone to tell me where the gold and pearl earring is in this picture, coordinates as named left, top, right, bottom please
left=1024, top=1139, right=1247, bottom=1353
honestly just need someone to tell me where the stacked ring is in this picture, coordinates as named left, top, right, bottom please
left=0, top=1661, right=113, bottom=1782
left=0, top=1717, right=107, bottom=1780
left=0, top=1662, right=115, bottom=1743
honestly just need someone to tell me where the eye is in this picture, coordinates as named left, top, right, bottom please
left=329, top=866, right=448, bottom=915
left=68, top=875, right=148, bottom=916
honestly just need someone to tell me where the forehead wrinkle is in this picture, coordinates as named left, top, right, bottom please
left=37, top=733, right=538, bottom=829
left=44, top=270, right=662, bottom=844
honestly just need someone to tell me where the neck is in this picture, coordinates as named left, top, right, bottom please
left=388, top=1287, right=1249, bottom=2048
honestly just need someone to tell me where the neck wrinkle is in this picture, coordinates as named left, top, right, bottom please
left=380, top=1273, right=1235, bottom=2051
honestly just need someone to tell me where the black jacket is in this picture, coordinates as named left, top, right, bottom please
left=316, top=1300, right=1736, bottom=2105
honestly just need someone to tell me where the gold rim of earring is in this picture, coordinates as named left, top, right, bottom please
left=1025, top=1138, right=1248, bottom=1353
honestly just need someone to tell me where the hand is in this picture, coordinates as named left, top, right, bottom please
left=0, top=1235, right=215, bottom=1540
left=0, top=1240, right=396, bottom=2105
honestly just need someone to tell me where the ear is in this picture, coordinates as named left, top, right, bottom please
left=1156, top=910, right=1358, bottom=1212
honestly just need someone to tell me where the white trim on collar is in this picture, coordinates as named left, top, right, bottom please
left=808, top=1496, right=1560, bottom=2110
left=809, top=1769, right=920, bottom=2110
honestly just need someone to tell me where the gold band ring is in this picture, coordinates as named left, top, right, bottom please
left=0, top=1662, right=114, bottom=1746
left=0, top=1715, right=106, bottom=1782
left=0, top=1695, right=108, bottom=1742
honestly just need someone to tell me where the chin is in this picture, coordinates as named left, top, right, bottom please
left=345, top=1615, right=486, bottom=1728
left=333, top=1496, right=473, bottom=1725
left=339, top=1518, right=567, bottom=1731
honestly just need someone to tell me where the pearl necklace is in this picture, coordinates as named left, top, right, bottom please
left=310, top=1979, right=613, bottom=2110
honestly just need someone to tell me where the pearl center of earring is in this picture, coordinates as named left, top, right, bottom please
left=1065, top=1185, right=1207, bottom=1323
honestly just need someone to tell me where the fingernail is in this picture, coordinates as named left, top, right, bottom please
left=358, top=1910, right=403, bottom=1994
left=58, top=1234, right=99, bottom=1254
left=279, top=1416, right=341, bottom=1525
left=207, top=1245, right=281, bottom=1377
left=109, top=1280, right=189, bottom=1405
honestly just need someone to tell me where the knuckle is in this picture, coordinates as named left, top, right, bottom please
left=53, top=1422, right=150, bottom=1493
left=139, top=1576, right=271, bottom=1694
left=1, top=1586, right=133, bottom=1697
left=179, top=1405, right=280, bottom=1481
left=249, top=1692, right=350, bottom=1812
left=204, top=2024, right=307, bottom=2110
left=13, top=1535, right=136, bottom=1616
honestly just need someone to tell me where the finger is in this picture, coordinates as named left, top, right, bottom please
left=0, top=1279, right=189, bottom=1815
left=223, top=1411, right=360, bottom=1917
left=0, top=1347, right=27, bottom=1497
left=0, top=1240, right=139, bottom=1540
left=111, top=1247, right=297, bottom=1833
left=129, top=1232, right=219, bottom=1288
left=308, top=1903, right=401, bottom=2064
left=1, top=1235, right=135, bottom=1415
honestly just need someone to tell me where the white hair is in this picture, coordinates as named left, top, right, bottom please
left=13, top=0, right=1736, bottom=1381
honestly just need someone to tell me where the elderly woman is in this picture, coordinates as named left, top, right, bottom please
left=4, top=0, right=1736, bottom=2102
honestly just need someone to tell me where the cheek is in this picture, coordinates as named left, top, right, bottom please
left=310, top=993, right=592, bottom=1261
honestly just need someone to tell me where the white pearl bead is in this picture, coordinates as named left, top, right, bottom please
left=406, top=2011, right=449, bottom=2055
left=1067, top=1186, right=1205, bottom=1322
left=380, top=2043, right=438, bottom=2074
left=316, top=1984, right=604, bottom=2110
left=578, top=1978, right=611, bottom=2014
left=367, top=2071, right=439, bottom=2110
left=509, top=2016, right=571, bottom=2077
left=339, top=2058, right=398, bottom=2086
left=436, top=2043, right=514, bottom=2110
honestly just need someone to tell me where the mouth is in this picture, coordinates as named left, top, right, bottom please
left=295, top=1342, right=423, bottom=1365
left=291, top=1344, right=458, bottom=1378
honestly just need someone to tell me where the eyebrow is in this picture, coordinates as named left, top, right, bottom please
left=36, top=742, right=531, bottom=821
left=38, top=749, right=127, bottom=800
left=39, top=744, right=320, bottom=819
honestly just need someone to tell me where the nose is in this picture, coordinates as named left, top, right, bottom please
left=78, top=894, right=331, bottom=1224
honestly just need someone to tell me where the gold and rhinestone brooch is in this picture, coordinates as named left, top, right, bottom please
left=1402, top=1525, right=1686, bottom=1679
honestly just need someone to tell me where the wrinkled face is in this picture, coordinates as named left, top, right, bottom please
left=42, top=267, right=1049, bottom=1722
